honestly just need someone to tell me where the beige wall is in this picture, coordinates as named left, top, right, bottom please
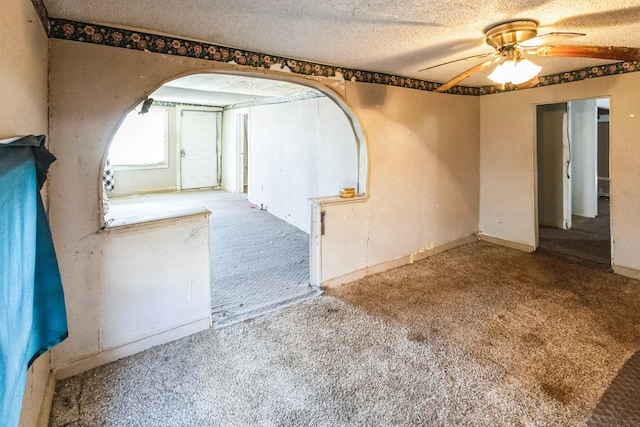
left=48, top=41, right=219, bottom=375
left=346, top=83, right=480, bottom=267
left=0, top=0, right=48, bottom=138
left=0, top=1, right=52, bottom=426
left=480, top=72, right=640, bottom=271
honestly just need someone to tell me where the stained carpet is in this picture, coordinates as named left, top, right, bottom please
left=49, top=242, right=640, bottom=426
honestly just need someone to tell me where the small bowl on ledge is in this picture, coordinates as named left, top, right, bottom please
left=340, top=187, right=355, bottom=198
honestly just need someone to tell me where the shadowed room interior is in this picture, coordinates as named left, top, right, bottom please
left=3, top=1, right=640, bottom=426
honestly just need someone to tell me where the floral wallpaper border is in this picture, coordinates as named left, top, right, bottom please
left=31, top=0, right=51, bottom=34
left=47, top=18, right=478, bottom=96
left=48, top=18, right=639, bottom=97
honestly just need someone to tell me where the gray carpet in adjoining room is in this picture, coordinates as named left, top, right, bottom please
left=204, top=191, right=320, bottom=327
left=49, top=241, right=640, bottom=426
left=539, top=197, right=611, bottom=267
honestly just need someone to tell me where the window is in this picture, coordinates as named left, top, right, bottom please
left=108, top=108, right=169, bottom=168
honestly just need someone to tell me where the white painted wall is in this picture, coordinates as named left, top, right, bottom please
left=220, top=109, right=242, bottom=193
left=242, top=97, right=359, bottom=232
left=0, top=2, right=48, bottom=139
left=480, top=72, right=640, bottom=271
left=569, top=100, right=598, bottom=218
left=0, top=1, right=53, bottom=426
left=346, top=83, right=480, bottom=268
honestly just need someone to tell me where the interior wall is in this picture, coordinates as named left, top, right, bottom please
left=343, top=82, right=480, bottom=270
left=569, top=100, right=598, bottom=218
left=110, top=107, right=179, bottom=196
left=1, top=1, right=53, bottom=426
left=244, top=97, right=359, bottom=231
left=0, top=1, right=48, bottom=138
left=480, top=72, right=640, bottom=272
left=220, top=109, right=243, bottom=193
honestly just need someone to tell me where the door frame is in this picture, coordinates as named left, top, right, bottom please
left=235, top=112, right=249, bottom=194
left=176, top=105, right=223, bottom=190
left=532, top=97, right=612, bottom=262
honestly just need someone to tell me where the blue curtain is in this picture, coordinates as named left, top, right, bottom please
left=0, top=137, right=67, bottom=427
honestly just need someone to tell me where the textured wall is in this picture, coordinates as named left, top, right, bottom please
left=0, top=1, right=48, bottom=138
left=346, top=83, right=480, bottom=268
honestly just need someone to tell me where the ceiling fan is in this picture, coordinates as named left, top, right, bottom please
left=421, top=19, right=640, bottom=92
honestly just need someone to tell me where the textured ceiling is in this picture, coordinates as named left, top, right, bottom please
left=151, top=74, right=316, bottom=106
left=45, top=0, right=640, bottom=86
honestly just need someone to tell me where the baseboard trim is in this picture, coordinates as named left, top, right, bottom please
left=613, top=265, right=640, bottom=281
left=37, top=372, right=56, bottom=427
left=321, top=235, right=477, bottom=288
left=478, top=234, right=535, bottom=253
left=53, top=317, right=211, bottom=379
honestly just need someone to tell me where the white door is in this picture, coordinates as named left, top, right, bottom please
left=180, top=110, right=220, bottom=190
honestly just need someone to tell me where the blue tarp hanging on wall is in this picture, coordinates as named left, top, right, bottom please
left=0, top=136, right=68, bottom=427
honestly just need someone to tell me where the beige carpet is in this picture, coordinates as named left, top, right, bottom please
left=49, top=242, right=640, bottom=426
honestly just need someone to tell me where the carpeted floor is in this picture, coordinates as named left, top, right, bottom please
left=49, top=241, right=640, bottom=426
left=206, top=192, right=320, bottom=327
left=539, top=197, right=611, bottom=266
left=586, top=350, right=640, bottom=426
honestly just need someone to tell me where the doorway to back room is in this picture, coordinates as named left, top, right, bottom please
left=102, top=73, right=364, bottom=327
left=535, top=98, right=611, bottom=267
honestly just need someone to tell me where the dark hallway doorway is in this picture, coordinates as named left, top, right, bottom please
left=536, top=99, right=611, bottom=268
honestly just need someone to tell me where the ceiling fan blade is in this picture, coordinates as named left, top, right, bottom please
left=516, top=76, right=541, bottom=90
left=435, top=57, right=500, bottom=93
left=519, top=32, right=586, bottom=48
left=419, top=52, right=496, bottom=72
left=535, top=45, right=640, bottom=61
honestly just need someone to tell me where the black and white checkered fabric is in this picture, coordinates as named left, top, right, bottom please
left=103, top=158, right=114, bottom=192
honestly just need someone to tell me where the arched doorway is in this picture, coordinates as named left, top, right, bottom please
left=101, top=72, right=369, bottom=327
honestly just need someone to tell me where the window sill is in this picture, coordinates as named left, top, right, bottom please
left=101, top=207, right=211, bottom=233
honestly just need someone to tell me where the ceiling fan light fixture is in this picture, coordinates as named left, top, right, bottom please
left=487, top=57, right=541, bottom=85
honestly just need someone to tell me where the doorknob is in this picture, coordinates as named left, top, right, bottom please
left=180, top=149, right=186, bottom=157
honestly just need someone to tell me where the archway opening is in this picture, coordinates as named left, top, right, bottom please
left=102, top=72, right=368, bottom=326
